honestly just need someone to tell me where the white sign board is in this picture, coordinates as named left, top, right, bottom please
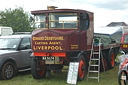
left=67, top=62, right=79, bottom=85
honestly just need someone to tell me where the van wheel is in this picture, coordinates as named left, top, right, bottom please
left=31, top=57, right=46, bottom=79
left=107, top=49, right=115, bottom=69
left=0, top=62, right=15, bottom=80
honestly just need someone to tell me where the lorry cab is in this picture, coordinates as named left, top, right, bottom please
left=121, top=33, right=128, bottom=53
left=31, top=6, right=94, bottom=53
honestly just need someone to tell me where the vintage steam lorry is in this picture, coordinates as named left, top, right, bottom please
left=31, top=6, right=120, bottom=81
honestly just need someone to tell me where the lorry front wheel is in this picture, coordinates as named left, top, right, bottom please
left=107, top=49, right=115, bottom=69
left=31, top=57, right=46, bottom=79
left=78, top=55, right=88, bottom=81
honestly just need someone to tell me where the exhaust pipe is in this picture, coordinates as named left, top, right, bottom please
left=47, top=6, right=58, bottom=10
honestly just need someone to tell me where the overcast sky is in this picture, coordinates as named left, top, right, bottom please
left=0, top=0, right=128, bottom=27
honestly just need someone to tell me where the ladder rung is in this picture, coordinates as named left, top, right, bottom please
left=93, top=52, right=99, bottom=54
left=89, top=71, right=99, bottom=73
left=88, top=77, right=99, bottom=79
left=90, top=65, right=99, bottom=66
left=91, top=59, right=100, bottom=60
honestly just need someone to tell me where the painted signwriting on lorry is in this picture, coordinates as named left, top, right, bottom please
left=32, top=36, right=64, bottom=51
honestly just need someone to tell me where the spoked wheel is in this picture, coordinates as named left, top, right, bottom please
left=31, top=57, right=46, bottom=79
left=78, top=55, right=88, bottom=81
left=107, top=49, right=115, bottom=69
left=0, top=62, right=16, bottom=80
left=118, top=70, right=127, bottom=85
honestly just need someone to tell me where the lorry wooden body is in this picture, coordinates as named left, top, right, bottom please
left=31, top=6, right=120, bottom=81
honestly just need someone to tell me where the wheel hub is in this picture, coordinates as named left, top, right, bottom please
left=79, top=59, right=85, bottom=78
left=81, top=65, right=85, bottom=72
left=5, top=65, right=13, bottom=78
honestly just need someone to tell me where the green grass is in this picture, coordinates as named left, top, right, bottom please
left=115, top=52, right=121, bottom=62
left=0, top=65, right=119, bottom=85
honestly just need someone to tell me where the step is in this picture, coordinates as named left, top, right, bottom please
left=89, top=70, right=99, bottom=73
left=91, top=59, right=100, bottom=61
left=88, top=77, right=99, bottom=79
left=93, top=52, right=100, bottom=54
left=90, top=65, right=99, bottom=66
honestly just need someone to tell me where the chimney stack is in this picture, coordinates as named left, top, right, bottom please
left=47, top=6, right=58, bottom=10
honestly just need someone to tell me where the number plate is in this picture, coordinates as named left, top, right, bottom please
left=123, top=45, right=128, bottom=48
left=42, top=57, right=55, bottom=64
left=42, top=57, right=55, bottom=60
left=121, top=76, right=126, bottom=80
left=42, top=57, right=62, bottom=64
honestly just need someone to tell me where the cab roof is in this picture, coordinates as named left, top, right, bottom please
left=31, top=8, right=93, bottom=15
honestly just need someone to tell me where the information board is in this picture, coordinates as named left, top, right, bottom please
left=67, top=62, right=79, bottom=85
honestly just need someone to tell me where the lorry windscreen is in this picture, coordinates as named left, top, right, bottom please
left=49, top=13, right=78, bottom=29
left=35, top=14, right=46, bottom=29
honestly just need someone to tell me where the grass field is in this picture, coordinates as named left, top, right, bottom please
left=0, top=65, right=119, bottom=85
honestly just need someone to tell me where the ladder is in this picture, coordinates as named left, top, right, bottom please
left=87, top=38, right=104, bottom=82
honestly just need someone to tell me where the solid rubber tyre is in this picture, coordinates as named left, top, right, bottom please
left=106, top=49, right=115, bottom=69
left=118, top=70, right=127, bottom=85
left=31, top=58, right=46, bottom=79
left=0, top=62, right=15, bottom=80
left=77, top=54, right=88, bottom=81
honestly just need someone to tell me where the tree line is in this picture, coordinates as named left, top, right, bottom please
left=0, top=7, right=33, bottom=32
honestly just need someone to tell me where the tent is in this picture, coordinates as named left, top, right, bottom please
left=94, top=26, right=128, bottom=43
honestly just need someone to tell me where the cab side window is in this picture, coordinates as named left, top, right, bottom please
left=20, top=38, right=31, bottom=50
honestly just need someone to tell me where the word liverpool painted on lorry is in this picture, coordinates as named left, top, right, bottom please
left=32, top=36, right=64, bottom=50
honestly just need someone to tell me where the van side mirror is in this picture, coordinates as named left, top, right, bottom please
left=80, top=13, right=90, bottom=30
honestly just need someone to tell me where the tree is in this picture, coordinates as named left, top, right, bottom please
left=0, top=7, right=32, bottom=32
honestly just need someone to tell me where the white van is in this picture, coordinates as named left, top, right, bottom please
left=0, top=26, right=13, bottom=36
